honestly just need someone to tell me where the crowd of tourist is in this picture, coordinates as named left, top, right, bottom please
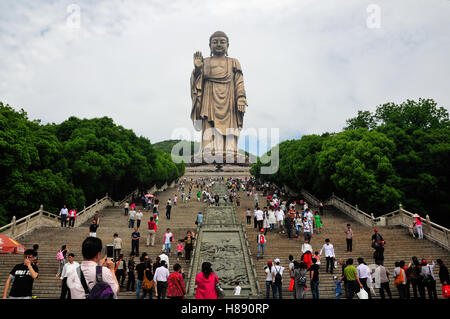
left=2, top=176, right=449, bottom=300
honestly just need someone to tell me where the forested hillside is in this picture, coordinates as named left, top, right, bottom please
left=0, top=102, right=185, bottom=226
left=251, top=99, right=449, bottom=226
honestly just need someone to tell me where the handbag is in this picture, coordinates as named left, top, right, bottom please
left=356, top=288, right=368, bottom=299
left=442, top=284, right=450, bottom=299
left=214, top=273, right=225, bottom=299
left=142, top=269, right=154, bottom=290
left=289, top=278, right=295, bottom=291
left=173, top=274, right=185, bottom=299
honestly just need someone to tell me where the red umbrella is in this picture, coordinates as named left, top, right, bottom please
left=0, top=234, right=26, bottom=254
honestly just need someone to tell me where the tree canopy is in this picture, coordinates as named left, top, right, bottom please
left=251, top=98, right=449, bottom=226
left=0, top=102, right=184, bottom=226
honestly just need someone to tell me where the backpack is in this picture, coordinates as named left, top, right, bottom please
left=258, top=234, right=265, bottom=244
left=295, top=269, right=307, bottom=286
left=77, top=265, right=115, bottom=299
left=422, top=266, right=434, bottom=285
left=142, top=269, right=154, bottom=290
left=56, top=250, right=64, bottom=261
left=274, top=267, right=282, bottom=286
left=394, top=268, right=405, bottom=286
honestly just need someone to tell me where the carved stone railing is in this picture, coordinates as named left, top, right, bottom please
left=298, top=189, right=449, bottom=251
left=324, top=195, right=375, bottom=228
left=118, top=189, right=139, bottom=207
left=1, top=178, right=181, bottom=240
left=0, top=206, right=59, bottom=239
left=0, top=194, right=115, bottom=240
left=374, top=205, right=450, bottom=250
left=300, top=189, right=321, bottom=207
left=74, top=195, right=114, bottom=228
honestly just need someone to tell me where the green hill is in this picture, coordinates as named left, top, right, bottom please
left=153, top=139, right=257, bottom=160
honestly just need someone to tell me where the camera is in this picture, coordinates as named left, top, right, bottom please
left=106, top=245, right=114, bottom=259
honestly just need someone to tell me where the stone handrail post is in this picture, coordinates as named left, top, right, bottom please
left=11, top=216, right=16, bottom=237
left=38, top=205, right=43, bottom=226
left=426, top=214, right=431, bottom=237
left=371, top=213, right=375, bottom=228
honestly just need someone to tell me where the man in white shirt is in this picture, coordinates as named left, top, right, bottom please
left=319, top=239, right=335, bottom=274
left=275, top=208, right=285, bottom=233
left=60, top=205, right=69, bottom=228
left=136, top=210, right=143, bottom=229
left=159, top=250, right=170, bottom=270
left=357, top=258, right=372, bottom=299
left=60, top=253, right=79, bottom=299
left=271, top=258, right=285, bottom=299
left=67, top=237, right=119, bottom=299
left=128, top=209, right=136, bottom=229
left=124, top=202, right=129, bottom=216
left=154, top=260, right=170, bottom=299
left=255, top=207, right=264, bottom=230
left=304, top=209, right=314, bottom=234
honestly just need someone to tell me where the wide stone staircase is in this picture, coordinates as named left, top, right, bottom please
left=0, top=184, right=203, bottom=299
left=235, top=190, right=450, bottom=299
left=2, top=179, right=450, bottom=299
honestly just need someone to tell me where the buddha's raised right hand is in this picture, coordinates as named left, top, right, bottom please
left=194, top=51, right=204, bottom=70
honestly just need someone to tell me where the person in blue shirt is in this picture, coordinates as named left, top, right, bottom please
left=333, top=276, right=342, bottom=299
left=196, top=212, right=203, bottom=228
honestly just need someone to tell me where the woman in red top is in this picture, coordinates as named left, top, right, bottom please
left=195, top=262, right=219, bottom=299
left=167, top=264, right=186, bottom=299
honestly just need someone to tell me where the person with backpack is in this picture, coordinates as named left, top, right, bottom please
left=294, top=261, right=308, bottom=299
left=66, top=237, right=119, bottom=299
left=114, top=254, right=126, bottom=289
left=407, top=256, right=423, bottom=299
left=141, top=260, right=155, bottom=299
left=421, top=258, right=438, bottom=299
left=167, top=264, right=186, bottom=299
left=394, top=261, right=407, bottom=299
left=126, top=252, right=136, bottom=293
left=271, top=258, right=284, bottom=299
left=257, top=229, right=266, bottom=260
left=309, top=257, right=320, bottom=299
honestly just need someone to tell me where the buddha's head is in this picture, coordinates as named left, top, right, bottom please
left=209, top=30, right=229, bottom=56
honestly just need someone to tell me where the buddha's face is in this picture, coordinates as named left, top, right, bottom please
left=210, top=36, right=228, bottom=56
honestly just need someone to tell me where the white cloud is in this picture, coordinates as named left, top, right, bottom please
left=0, top=0, right=449, bottom=155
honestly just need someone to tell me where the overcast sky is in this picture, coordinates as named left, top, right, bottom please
left=1, top=0, right=449, bottom=155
